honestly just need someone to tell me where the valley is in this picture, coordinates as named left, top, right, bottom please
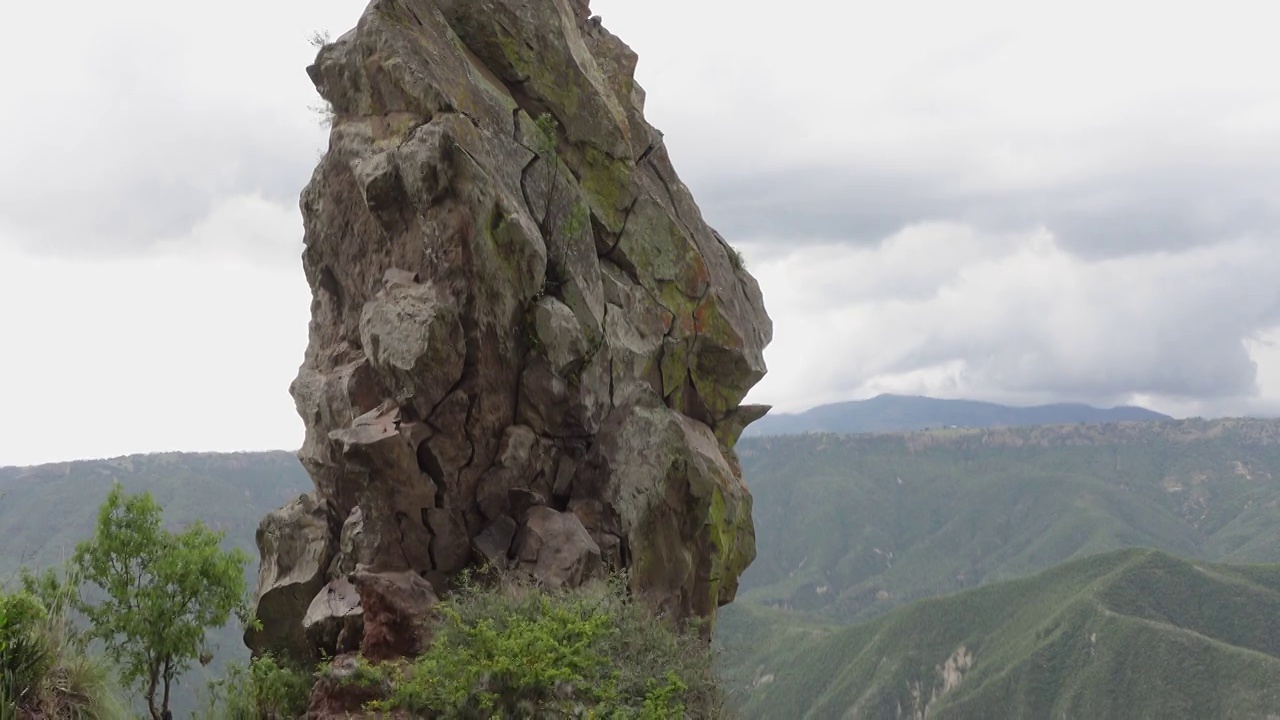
left=6, top=414, right=1280, bottom=716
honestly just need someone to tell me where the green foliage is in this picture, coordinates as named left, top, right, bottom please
left=198, top=654, right=311, bottom=720
left=0, top=451, right=306, bottom=585
left=359, top=576, right=723, bottom=718
left=73, top=484, right=250, bottom=719
left=0, top=592, right=50, bottom=704
left=717, top=420, right=1280, bottom=716
left=746, top=394, right=1170, bottom=437
left=531, top=112, right=559, bottom=158
left=0, top=580, right=126, bottom=719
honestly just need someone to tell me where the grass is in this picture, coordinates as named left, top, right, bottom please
left=0, top=581, right=127, bottom=719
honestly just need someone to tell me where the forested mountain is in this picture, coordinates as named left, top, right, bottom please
left=744, top=394, right=1171, bottom=437
left=735, top=419, right=1280, bottom=623
left=0, top=451, right=307, bottom=581
left=721, top=549, right=1280, bottom=719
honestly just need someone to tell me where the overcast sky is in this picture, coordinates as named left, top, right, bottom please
left=2, top=0, right=1279, bottom=466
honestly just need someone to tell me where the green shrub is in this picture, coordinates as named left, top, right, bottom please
left=0, top=581, right=126, bottom=719
left=364, top=575, right=725, bottom=718
left=200, top=654, right=312, bottom=720
left=0, top=592, right=51, bottom=704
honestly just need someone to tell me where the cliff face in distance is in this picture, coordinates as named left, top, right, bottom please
left=246, top=0, right=772, bottom=663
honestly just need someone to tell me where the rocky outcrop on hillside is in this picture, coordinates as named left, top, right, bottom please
left=246, top=0, right=771, bottom=664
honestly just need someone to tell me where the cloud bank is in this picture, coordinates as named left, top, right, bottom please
left=744, top=225, right=1280, bottom=414
left=2, top=0, right=1279, bottom=463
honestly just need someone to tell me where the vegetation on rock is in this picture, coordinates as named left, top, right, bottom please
left=320, top=575, right=724, bottom=719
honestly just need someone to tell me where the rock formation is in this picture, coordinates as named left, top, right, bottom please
left=247, top=0, right=772, bottom=662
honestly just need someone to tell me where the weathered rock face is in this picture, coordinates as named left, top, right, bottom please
left=248, top=0, right=771, bottom=662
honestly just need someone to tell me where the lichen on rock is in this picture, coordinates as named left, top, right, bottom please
left=246, top=0, right=772, bottom=665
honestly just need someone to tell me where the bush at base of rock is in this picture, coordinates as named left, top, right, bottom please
left=318, top=575, right=725, bottom=719
left=198, top=654, right=312, bottom=720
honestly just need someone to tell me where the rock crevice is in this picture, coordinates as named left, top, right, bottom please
left=248, top=0, right=772, bottom=663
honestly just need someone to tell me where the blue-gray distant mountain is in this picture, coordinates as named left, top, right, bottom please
left=745, top=394, right=1172, bottom=437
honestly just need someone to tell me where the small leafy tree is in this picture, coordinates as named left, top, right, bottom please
left=73, top=485, right=249, bottom=720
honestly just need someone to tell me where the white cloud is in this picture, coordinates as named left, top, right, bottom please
left=596, top=0, right=1280, bottom=257
left=0, top=0, right=356, bottom=255
left=157, top=194, right=305, bottom=264
left=1, top=0, right=1279, bottom=462
left=742, top=225, right=1280, bottom=415
left=0, top=196, right=310, bottom=467
left=596, top=0, right=1280, bottom=176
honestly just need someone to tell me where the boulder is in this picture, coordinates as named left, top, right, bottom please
left=513, top=507, right=602, bottom=588
left=472, top=515, right=519, bottom=567
left=303, top=578, right=364, bottom=656
left=351, top=569, right=439, bottom=662
left=245, top=493, right=332, bottom=660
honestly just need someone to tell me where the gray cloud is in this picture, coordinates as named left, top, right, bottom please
left=595, top=0, right=1280, bottom=267
left=743, top=229, right=1280, bottom=413
left=691, top=160, right=1280, bottom=261
left=0, top=0, right=1278, bottom=465
left=0, top=0, right=353, bottom=258
left=0, top=118, right=317, bottom=256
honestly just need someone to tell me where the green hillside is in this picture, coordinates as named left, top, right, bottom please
left=737, top=418, right=1280, bottom=623
left=6, top=419, right=1280, bottom=715
left=724, top=549, right=1280, bottom=719
left=0, top=451, right=307, bottom=580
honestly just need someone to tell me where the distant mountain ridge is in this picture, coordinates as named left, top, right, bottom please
left=745, top=394, right=1172, bottom=437
left=734, top=418, right=1280, bottom=624
left=0, top=450, right=308, bottom=578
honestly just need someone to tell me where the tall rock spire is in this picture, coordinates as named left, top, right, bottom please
left=247, top=0, right=772, bottom=662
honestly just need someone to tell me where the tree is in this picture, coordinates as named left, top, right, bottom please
left=73, top=485, right=249, bottom=720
